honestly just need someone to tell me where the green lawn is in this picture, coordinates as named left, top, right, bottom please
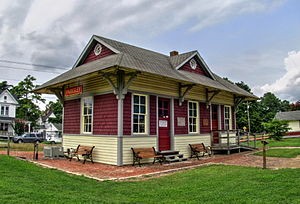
left=254, top=148, right=300, bottom=158
left=242, top=137, right=300, bottom=148
left=0, top=156, right=299, bottom=203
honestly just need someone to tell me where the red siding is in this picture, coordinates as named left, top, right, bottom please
left=123, top=93, right=132, bottom=135
left=63, top=99, right=81, bottom=134
left=286, top=131, right=300, bottom=136
left=93, top=93, right=118, bottom=135
left=200, top=103, right=211, bottom=134
left=180, top=57, right=210, bottom=77
left=221, top=105, right=225, bottom=130
left=82, top=43, right=115, bottom=65
left=150, top=95, right=157, bottom=135
left=174, top=99, right=188, bottom=135
left=232, top=106, right=235, bottom=129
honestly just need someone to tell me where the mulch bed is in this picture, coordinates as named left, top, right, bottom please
left=1, top=150, right=299, bottom=181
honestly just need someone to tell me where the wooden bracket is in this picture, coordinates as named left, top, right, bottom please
left=49, top=87, right=64, bottom=103
left=101, top=70, right=140, bottom=100
left=234, top=95, right=246, bottom=112
left=205, top=88, right=220, bottom=107
left=178, top=83, right=195, bottom=106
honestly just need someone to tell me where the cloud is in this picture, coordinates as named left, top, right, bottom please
left=254, top=51, right=300, bottom=101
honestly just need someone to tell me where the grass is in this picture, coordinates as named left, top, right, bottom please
left=0, top=142, right=61, bottom=151
left=254, top=148, right=300, bottom=158
left=0, top=155, right=299, bottom=203
left=241, top=137, right=300, bottom=148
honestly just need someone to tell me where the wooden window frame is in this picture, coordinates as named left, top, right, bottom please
left=188, top=101, right=199, bottom=134
left=224, top=105, right=232, bottom=130
left=0, top=105, right=9, bottom=116
left=132, top=94, right=148, bottom=134
left=81, top=97, right=93, bottom=134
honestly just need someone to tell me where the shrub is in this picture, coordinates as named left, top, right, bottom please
left=263, top=120, right=290, bottom=140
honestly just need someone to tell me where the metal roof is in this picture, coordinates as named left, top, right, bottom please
left=34, top=35, right=258, bottom=99
left=275, top=111, right=300, bottom=121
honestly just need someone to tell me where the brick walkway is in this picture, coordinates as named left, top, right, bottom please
left=1, top=150, right=299, bottom=181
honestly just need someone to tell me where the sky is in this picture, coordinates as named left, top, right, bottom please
left=0, top=0, right=299, bottom=108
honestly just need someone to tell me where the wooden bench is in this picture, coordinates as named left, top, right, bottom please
left=66, top=145, right=95, bottom=164
left=131, top=147, right=164, bottom=167
left=189, top=143, right=211, bottom=160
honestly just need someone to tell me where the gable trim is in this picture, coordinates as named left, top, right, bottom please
left=175, top=52, right=216, bottom=80
left=72, top=35, right=120, bottom=68
left=0, top=90, right=19, bottom=105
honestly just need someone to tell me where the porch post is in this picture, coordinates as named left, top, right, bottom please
left=117, top=98, right=123, bottom=166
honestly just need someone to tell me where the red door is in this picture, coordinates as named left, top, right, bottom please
left=158, top=98, right=170, bottom=151
left=212, top=104, right=219, bottom=144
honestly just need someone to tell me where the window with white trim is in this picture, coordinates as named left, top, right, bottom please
left=189, top=101, right=199, bottom=133
left=82, top=97, right=93, bottom=133
left=0, top=123, right=8, bottom=131
left=224, top=106, right=232, bottom=130
left=0, top=106, right=9, bottom=116
left=133, top=94, right=147, bottom=134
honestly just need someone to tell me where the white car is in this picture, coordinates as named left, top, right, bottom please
left=46, top=135, right=62, bottom=144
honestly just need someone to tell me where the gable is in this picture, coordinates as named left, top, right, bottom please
left=81, top=42, right=116, bottom=65
left=0, top=90, right=18, bottom=105
left=179, top=57, right=211, bottom=78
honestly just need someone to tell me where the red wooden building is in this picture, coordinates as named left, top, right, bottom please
left=35, top=35, right=257, bottom=165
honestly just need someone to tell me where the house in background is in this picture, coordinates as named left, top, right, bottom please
left=0, top=89, right=19, bottom=137
left=275, top=110, right=300, bottom=136
left=36, top=110, right=62, bottom=139
left=34, top=35, right=257, bottom=166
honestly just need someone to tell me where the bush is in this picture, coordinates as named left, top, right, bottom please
left=263, top=120, right=290, bottom=140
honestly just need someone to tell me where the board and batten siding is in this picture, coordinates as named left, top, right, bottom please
left=82, top=43, right=115, bottom=65
left=123, top=92, right=132, bottom=135
left=63, top=99, right=81, bottom=134
left=63, top=135, right=118, bottom=165
left=122, top=136, right=157, bottom=165
left=174, top=135, right=211, bottom=158
left=93, top=93, right=118, bottom=135
left=179, top=57, right=210, bottom=77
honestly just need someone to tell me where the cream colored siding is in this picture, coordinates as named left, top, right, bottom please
left=174, top=135, right=211, bottom=158
left=64, top=75, right=113, bottom=100
left=288, top=121, right=300, bottom=132
left=129, top=74, right=178, bottom=97
left=122, top=136, right=157, bottom=165
left=63, top=135, right=118, bottom=165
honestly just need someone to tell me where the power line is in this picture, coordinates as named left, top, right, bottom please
left=0, top=65, right=63, bottom=74
left=0, top=59, right=69, bottom=70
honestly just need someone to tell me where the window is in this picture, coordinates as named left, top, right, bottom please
left=1, top=106, right=9, bottom=116
left=224, top=106, right=232, bottom=130
left=0, top=123, right=8, bottom=131
left=189, top=101, right=199, bottom=133
left=82, top=97, right=93, bottom=133
left=4, top=96, right=7, bottom=101
left=133, top=94, right=147, bottom=134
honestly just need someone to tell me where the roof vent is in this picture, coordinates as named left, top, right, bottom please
left=170, top=51, right=179, bottom=57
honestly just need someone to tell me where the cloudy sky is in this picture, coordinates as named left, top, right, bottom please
left=0, top=0, right=299, bottom=105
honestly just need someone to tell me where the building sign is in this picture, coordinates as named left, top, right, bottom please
left=203, top=119, right=209, bottom=127
left=65, top=85, right=83, bottom=97
left=159, top=120, right=168, bottom=127
left=177, top=117, right=186, bottom=127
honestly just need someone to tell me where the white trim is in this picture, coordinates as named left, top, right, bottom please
left=131, top=93, right=149, bottom=135
left=175, top=51, right=216, bottom=80
left=188, top=100, right=199, bottom=134
left=0, top=90, right=19, bottom=105
left=72, top=35, right=120, bottom=68
left=81, top=96, right=93, bottom=134
left=224, top=105, right=232, bottom=130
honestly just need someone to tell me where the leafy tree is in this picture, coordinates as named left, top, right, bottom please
left=46, top=99, right=63, bottom=124
left=10, top=75, right=45, bottom=134
left=263, top=120, right=290, bottom=140
left=290, top=100, right=300, bottom=110
left=0, top=81, right=12, bottom=91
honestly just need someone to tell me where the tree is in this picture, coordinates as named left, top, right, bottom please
left=10, top=75, right=45, bottom=134
left=263, top=120, right=290, bottom=140
left=290, top=100, right=300, bottom=110
left=46, top=99, right=63, bottom=124
left=0, top=81, right=12, bottom=91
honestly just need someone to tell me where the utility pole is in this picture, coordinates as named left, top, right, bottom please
left=247, top=101, right=251, bottom=146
